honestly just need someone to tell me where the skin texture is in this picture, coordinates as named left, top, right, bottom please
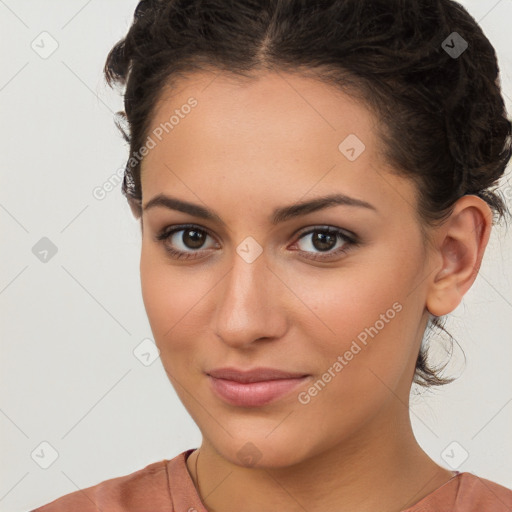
left=138, top=70, right=492, bottom=512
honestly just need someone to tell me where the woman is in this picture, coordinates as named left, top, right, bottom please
left=32, top=0, right=512, bottom=510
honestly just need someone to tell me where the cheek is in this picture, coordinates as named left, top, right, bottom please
left=285, top=263, right=405, bottom=343
left=140, top=247, right=202, bottom=343
left=287, top=249, right=423, bottom=384
left=139, top=259, right=202, bottom=391
left=139, top=244, right=226, bottom=376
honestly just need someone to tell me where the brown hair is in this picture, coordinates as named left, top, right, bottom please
left=104, top=0, right=511, bottom=387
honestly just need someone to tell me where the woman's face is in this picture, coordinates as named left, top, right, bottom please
left=139, top=70, right=435, bottom=467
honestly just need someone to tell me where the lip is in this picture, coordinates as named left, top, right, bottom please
left=207, top=367, right=310, bottom=407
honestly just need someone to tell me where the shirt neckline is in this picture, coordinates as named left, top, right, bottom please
left=168, top=449, right=464, bottom=512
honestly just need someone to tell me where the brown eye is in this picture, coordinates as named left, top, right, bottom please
left=156, top=224, right=218, bottom=260
left=293, top=226, right=358, bottom=262
left=309, top=231, right=338, bottom=251
left=181, top=228, right=207, bottom=249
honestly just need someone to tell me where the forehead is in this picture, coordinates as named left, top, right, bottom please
left=140, top=69, right=418, bottom=222
left=145, top=69, right=380, bottom=156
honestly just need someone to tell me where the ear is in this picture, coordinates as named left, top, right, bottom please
left=425, top=195, right=493, bottom=317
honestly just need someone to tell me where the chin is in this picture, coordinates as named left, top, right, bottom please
left=213, top=435, right=313, bottom=469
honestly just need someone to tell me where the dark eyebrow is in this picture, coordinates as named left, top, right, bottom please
left=142, top=193, right=377, bottom=225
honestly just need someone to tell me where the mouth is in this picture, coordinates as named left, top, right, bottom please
left=206, top=367, right=311, bottom=407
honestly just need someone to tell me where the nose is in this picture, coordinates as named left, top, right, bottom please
left=213, top=252, right=288, bottom=349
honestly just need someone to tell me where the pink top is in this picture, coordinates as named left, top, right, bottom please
left=31, top=448, right=512, bottom=511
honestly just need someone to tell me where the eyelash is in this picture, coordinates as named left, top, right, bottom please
left=155, top=223, right=359, bottom=262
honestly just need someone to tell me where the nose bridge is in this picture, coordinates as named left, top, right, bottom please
left=214, top=251, right=284, bottom=347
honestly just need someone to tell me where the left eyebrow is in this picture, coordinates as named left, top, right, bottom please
left=142, top=192, right=377, bottom=226
left=271, top=193, right=377, bottom=224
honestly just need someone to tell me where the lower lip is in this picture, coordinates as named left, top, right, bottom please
left=208, top=375, right=310, bottom=407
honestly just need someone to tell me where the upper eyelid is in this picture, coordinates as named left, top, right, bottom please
left=295, top=225, right=356, bottom=240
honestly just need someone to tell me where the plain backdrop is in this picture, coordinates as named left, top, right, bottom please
left=1, top=1, right=511, bottom=511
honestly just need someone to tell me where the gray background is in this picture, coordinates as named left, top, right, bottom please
left=1, top=1, right=511, bottom=511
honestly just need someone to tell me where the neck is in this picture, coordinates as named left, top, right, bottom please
left=186, top=406, right=454, bottom=512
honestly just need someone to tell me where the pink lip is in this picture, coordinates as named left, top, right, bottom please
left=207, top=367, right=310, bottom=407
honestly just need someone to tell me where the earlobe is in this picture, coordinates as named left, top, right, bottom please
left=425, top=195, right=493, bottom=317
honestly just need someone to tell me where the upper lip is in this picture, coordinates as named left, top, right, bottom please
left=207, top=367, right=309, bottom=383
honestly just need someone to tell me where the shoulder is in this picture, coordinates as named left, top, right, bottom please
left=455, top=473, right=512, bottom=510
left=409, top=472, right=512, bottom=512
left=30, top=459, right=173, bottom=512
